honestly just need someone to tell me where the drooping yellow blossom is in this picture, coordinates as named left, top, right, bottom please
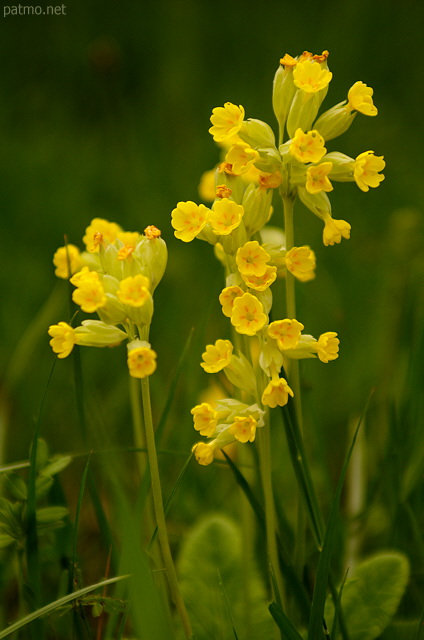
left=268, top=319, right=304, bottom=350
left=236, top=241, right=271, bottom=277
left=191, top=403, right=218, bottom=437
left=127, top=346, right=157, bottom=378
left=228, top=415, right=257, bottom=443
left=70, top=266, right=98, bottom=287
left=225, top=144, right=259, bottom=175
left=231, top=292, right=268, bottom=336
left=219, top=286, right=244, bottom=317
left=198, top=169, right=216, bottom=202
left=209, top=102, right=245, bottom=142
left=306, top=162, right=333, bottom=194
left=315, top=332, right=340, bottom=363
left=241, top=265, right=277, bottom=291
left=353, top=151, right=385, bottom=192
left=258, top=171, right=282, bottom=190
left=347, top=81, right=378, bottom=116
left=72, top=271, right=107, bottom=313
left=290, top=129, right=327, bottom=164
left=171, top=201, right=210, bottom=242
left=209, top=198, right=244, bottom=236
left=262, top=377, right=294, bottom=408
left=322, top=216, right=351, bottom=246
left=117, top=275, right=150, bottom=307
left=192, top=442, right=214, bottom=466
left=53, top=245, right=83, bottom=279
left=201, top=339, right=233, bottom=373
left=83, top=218, right=122, bottom=252
left=48, top=322, right=76, bottom=359
left=293, top=60, right=332, bottom=93
left=285, top=246, right=316, bottom=282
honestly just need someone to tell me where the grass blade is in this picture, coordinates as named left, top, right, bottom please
left=268, top=602, right=303, bottom=640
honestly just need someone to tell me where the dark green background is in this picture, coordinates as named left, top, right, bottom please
left=1, top=0, right=423, bottom=460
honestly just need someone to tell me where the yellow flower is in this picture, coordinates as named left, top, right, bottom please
left=117, top=275, right=150, bottom=307
left=285, top=246, right=316, bottom=282
left=209, top=102, right=245, bottom=142
left=201, top=339, right=233, bottom=373
left=191, top=403, right=218, bottom=437
left=209, top=198, right=244, bottom=236
left=268, top=319, right=304, bottom=350
left=258, top=171, right=282, bottom=190
left=53, top=245, right=83, bottom=279
left=225, top=144, right=259, bottom=175
left=236, top=241, right=271, bottom=277
left=83, top=218, right=122, bottom=252
left=127, top=346, right=157, bottom=378
left=228, top=415, right=257, bottom=443
left=290, top=129, right=327, bottom=164
left=70, top=266, right=98, bottom=287
left=117, top=231, right=140, bottom=246
left=306, top=162, right=333, bottom=194
left=262, top=377, right=294, bottom=408
left=192, top=442, right=214, bottom=466
left=241, top=265, right=277, bottom=291
left=48, top=322, right=76, bottom=359
left=72, top=272, right=106, bottom=313
left=354, top=151, right=385, bottom=192
left=198, top=168, right=216, bottom=202
left=231, top=292, right=267, bottom=336
left=144, top=225, right=162, bottom=239
left=347, top=81, right=378, bottom=116
left=323, top=216, right=351, bottom=246
left=216, top=184, right=233, bottom=199
left=219, top=286, right=244, bottom=317
left=293, top=59, right=332, bottom=93
left=171, top=201, right=210, bottom=242
left=315, top=332, right=339, bottom=363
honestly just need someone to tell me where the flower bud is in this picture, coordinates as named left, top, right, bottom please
left=74, top=320, right=128, bottom=347
left=314, top=102, right=356, bottom=141
left=133, top=228, right=167, bottom=291
left=238, top=119, right=276, bottom=149
left=297, top=187, right=332, bottom=219
left=272, top=62, right=297, bottom=135
left=241, top=183, right=273, bottom=238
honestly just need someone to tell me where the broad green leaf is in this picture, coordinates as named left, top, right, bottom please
left=178, top=514, right=274, bottom=640
left=380, top=619, right=421, bottom=640
left=324, top=552, right=410, bottom=640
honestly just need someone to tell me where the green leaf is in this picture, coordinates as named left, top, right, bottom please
left=178, top=514, right=274, bottom=640
left=35, top=506, right=69, bottom=525
left=379, top=619, right=422, bottom=640
left=324, top=552, right=410, bottom=640
left=3, top=473, right=27, bottom=501
left=40, top=455, right=72, bottom=478
left=269, top=601, right=303, bottom=640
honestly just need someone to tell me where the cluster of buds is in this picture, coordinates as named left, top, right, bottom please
left=172, top=50, right=384, bottom=465
left=48, top=219, right=167, bottom=378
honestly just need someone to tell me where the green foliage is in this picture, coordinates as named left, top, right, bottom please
left=324, top=552, right=410, bottom=640
left=178, top=514, right=274, bottom=640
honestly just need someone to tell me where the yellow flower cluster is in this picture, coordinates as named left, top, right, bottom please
left=48, top=219, right=167, bottom=379
left=170, top=49, right=382, bottom=466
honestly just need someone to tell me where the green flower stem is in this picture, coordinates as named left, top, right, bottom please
left=282, top=194, right=307, bottom=575
left=129, top=375, right=146, bottom=479
left=139, top=374, right=193, bottom=639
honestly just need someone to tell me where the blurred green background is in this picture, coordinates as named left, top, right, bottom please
left=0, top=0, right=423, bottom=473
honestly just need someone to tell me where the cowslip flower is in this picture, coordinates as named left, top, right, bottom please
left=290, top=129, right=327, bottom=164
left=171, top=201, right=210, bottom=242
left=347, top=81, right=378, bottom=116
left=117, top=275, right=151, bottom=307
left=219, top=286, right=244, bottom=317
left=72, top=271, right=107, bottom=313
left=201, top=339, right=233, bottom=373
left=236, top=241, right=271, bottom=277
left=285, top=246, right=316, bottom=282
left=306, top=162, right=333, bottom=194
left=354, top=151, right=385, bottom=192
left=225, top=144, right=259, bottom=175
left=127, top=344, right=157, bottom=378
left=315, top=331, right=340, bottom=363
left=230, top=292, right=267, bottom=336
left=191, top=403, right=218, bottom=437
left=322, top=215, right=351, bottom=246
left=209, top=102, right=245, bottom=142
left=241, top=265, right=277, bottom=291
left=268, top=319, right=304, bottom=350
left=83, top=218, right=122, bottom=252
left=48, top=320, right=127, bottom=359
left=228, top=415, right=257, bottom=443
left=209, top=198, right=244, bottom=236
left=293, top=59, right=332, bottom=93
left=192, top=442, right=214, bottom=466
left=48, top=322, right=76, bottom=359
left=261, top=377, right=294, bottom=408
left=53, top=245, right=83, bottom=279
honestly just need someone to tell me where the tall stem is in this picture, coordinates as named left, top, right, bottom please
left=139, top=375, right=192, bottom=639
